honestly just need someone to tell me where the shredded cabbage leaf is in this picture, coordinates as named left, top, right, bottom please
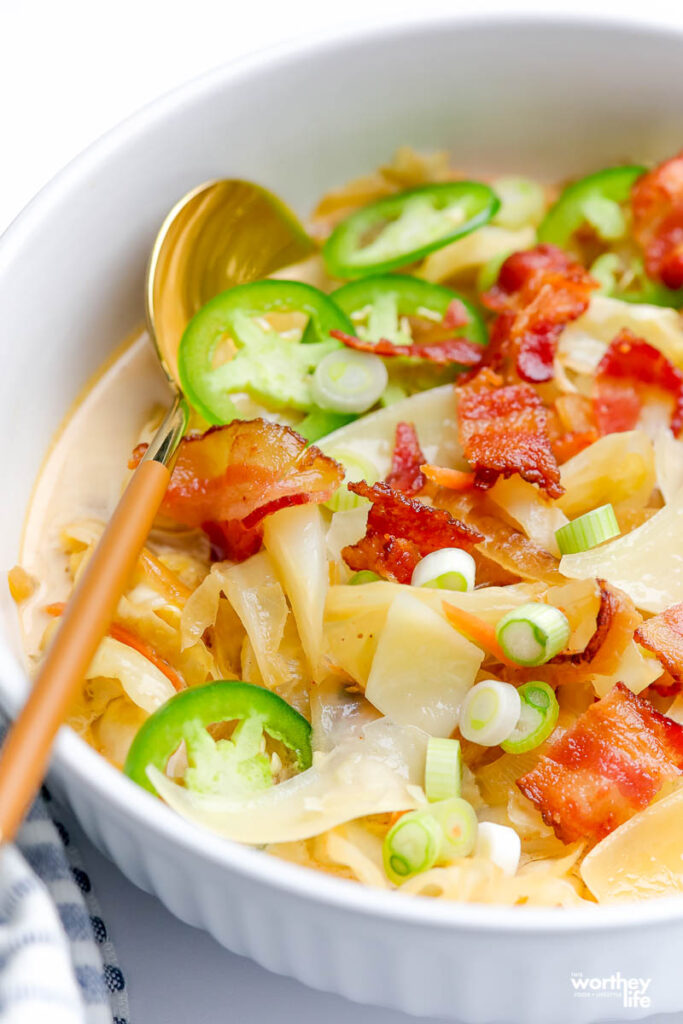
left=149, top=718, right=426, bottom=845
left=560, top=488, right=683, bottom=612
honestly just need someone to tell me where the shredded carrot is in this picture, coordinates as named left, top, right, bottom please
left=45, top=602, right=185, bottom=691
left=442, top=601, right=515, bottom=666
left=45, top=602, right=66, bottom=617
left=421, top=464, right=475, bottom=491
left=138, top=549, right=192, bottom=606
left=108, top=622, right=186, bottom=692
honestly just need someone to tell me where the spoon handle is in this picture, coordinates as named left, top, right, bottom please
left=0, top=397, right=188, bottom=844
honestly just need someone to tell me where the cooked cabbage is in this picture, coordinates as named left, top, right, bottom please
left=557, top=431, right=655, bottom=519
left=560, top=488, right=683, bottom=612
left=488, top=477, right=567, bottom=555
left=562, top=295, right=683, bottom=369
left=320, top=384, right=463, bottom=481
left=214, top=553, right=289, bottom=690
left=654, top=429, right=683, bottom=503
left=149, top=719, right=427, bottom=844
left=263, top=504, right=328, bottom=675
left=86, top=636, right=176, bottom=713
left=581, top=785, right=683, bottom=902
left=365, top=591, right=483, bottom=735
left=419, top=225, right=536, bottom=283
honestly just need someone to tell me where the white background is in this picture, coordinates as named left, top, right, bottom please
left=2, top=2, right=683, bottom=1022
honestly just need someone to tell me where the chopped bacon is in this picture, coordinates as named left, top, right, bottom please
left=385, top=422, right=426, bottom=494
left=635, top=603, right=683, bottom=685
left=202, top=519, right=263, bottom=562
left=343, top=532, right=422, bottom=584
left=553, top=580, right=640, bottom=674
left=330, top=329, right=484, bottom=367
left=443, top=299, right=471, bottom=329
left=131, top=420, right=343, bottom=530
left=457, top=371, right=564, bottom=498
left=650, top=672, right=682, bottom=698
left=342, top=480, right=483, bottom=584
left=551, top=430, right=599, bottom=464
left=594, top=329, right=683, bottom=436
left=517, top=683, right=683, bottom=843
left=548, top=394, right=599, bottom=463
left=631, top=152, right=683, bottom=290
left=481, top=244, right=597, bottom=383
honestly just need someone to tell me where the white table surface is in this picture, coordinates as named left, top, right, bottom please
left=3, top=2, right=683, bottom=1021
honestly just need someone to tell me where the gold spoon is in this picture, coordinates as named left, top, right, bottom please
left=0, top=179, right=315, bottom=843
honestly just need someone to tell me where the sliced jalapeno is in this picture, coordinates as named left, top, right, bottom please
left=538, top=165, right=646, bottom=248
left=178, top=280, right=353, bottom=424
left=124, top=680, right=312, bottom=796
left=323, top=182, right=500, bottom=279
left=333, top=273, right=488, bottom=348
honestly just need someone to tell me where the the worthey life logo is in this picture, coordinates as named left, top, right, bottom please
left=570, top=971, right=652, bottom=1009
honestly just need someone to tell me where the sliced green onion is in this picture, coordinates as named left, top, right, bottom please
left=580, top=195, right=627, bottom=241
left=459, top=680, right=521, bottom=747
left=431, top=796, right=478, bottom=860
left=555, top=503, right=620, bottom=555
left=475, top=822, right=521, bottom=876
left=312, top=349, right=388, bottom=414
left=425, top=738, right=462, bottom=802
left=501, top=681, right=559, bottom=754
left=410, top=548, right=476, bottom=592
left=382, top=809, right=443, bottom=884
left=349, top=570, right=381, bottom=585
left=589, top=252, right=622, bottom=296
left=324, top=447, right=379, bottom=512
left=492, top=177, right=546, bottom=230
left=495, top=602, right=570, bottom=667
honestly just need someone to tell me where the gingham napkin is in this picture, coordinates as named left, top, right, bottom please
left=0, top=732, right=129, bottom=1023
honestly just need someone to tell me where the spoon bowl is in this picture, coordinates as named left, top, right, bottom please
left=146, top=178, right=316, bottom=386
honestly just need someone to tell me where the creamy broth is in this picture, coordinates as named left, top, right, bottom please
left=19, top=330, right=171, bottom=661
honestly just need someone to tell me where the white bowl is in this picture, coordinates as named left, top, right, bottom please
left=2, top=15, right=683, bottom=1023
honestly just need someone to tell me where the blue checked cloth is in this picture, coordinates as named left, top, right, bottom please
left=0, top=729, right=129, bottom=1023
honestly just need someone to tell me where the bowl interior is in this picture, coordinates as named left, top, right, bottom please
left=2, top=14, right=683, bottom=923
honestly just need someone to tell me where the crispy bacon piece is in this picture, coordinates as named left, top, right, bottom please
left=481, top=244, right=597, bottom=383
left=551, top=430, right=599, bottom=464
left=385, top=422, right=426, bottom=494
left=650, top=672, right=682, bottom=698
left=342, top=480, right=483, bottom=583
left=548, top=394, right=599, bottom=463
left=202, top=519, right=263, bottom=562
left=631, top=152, right=683, bottom=290
left=343, top=533, right=422, bottom=584
left=594, top=328, right=683, bottom=436
left=457, top=371, right=564, bottom=498
left=635, top=603, right=683, bottom=685
left=330, top=329, right=484, bottom=367
left=554, top=580, right=640, bottom=673
left=517, top=683, right=683, bottom=843
left=130, top=420, right=343, bottom=530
